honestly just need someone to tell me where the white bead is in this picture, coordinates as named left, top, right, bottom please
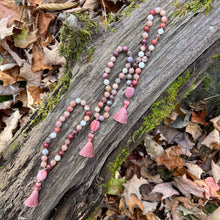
left=75, top=98, right=81, bottom=104
left=50, top=132, right=56, bottom=139
left=138, top=51, right=144, bottom=57
left=95, top=107, right=100, bottom=112
left=111, top=56, right=116, bottom=62
left=55, top=155, right=61, bottom=161
left=84, top=105, right=90, bottom=111
left=142, top=56, right=148, bottom=62
left=80, top=120, right=86, bottom=126
left=160, top=10, right=166, bottom=16
left=158, top=28, right=164, bottom=35
left=147, top=14, right=153, bottom=20
left=42, top=149, right=49, bottom=155
left=155, top=7, right=161, bottom=14
left=104, top=79, right=109, bottom=85
left=139, top=62, right=145, bottom=69
left=122, top=68, right=128, bottom=73
left=149, top=45, right=155, bottom=51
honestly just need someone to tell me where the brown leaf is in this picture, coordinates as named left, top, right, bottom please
left=157, top=146, right=184, bottom=171
left=210, top=115, right=220, bottom=132
left=29, top=0, right=44, bottom=5
left=0, top=100, right=13, bottom=110
left=173, top=174, right=205, bottom=199
left=189, top=100, right=208, bottom=112
left=191, top=110, right=208, bottom=126
left=38, top=11, right=54, bottom=39
left=211, top=160, right=220, bottom=184
left=83, top=0, right=99, bottom=11
left=184, top=162, right=204, bottom=179
left=186, top=122, right=203, bottom=140
left=127, top=194, right=143, bottom=213
left=146, top=212, right=160, bottom=220
left=142, top=201, right=158, bottom=215
left=27, top=86, right=42, bottom=106
left=201, top=129, right=220, bottom=149
left=0, top=0, right=20, bottom=27
left=0, top=83, right=23, bottom=95
left=151, top=182, right=179, bottom=199
left=0, top=17, right=14, bottom=40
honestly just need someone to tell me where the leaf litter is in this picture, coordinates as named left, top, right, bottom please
left=96, top=100, right=220, bottom=219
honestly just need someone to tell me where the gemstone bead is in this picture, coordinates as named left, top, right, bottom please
left=46, top=164, right=52, bottom=170
left=58, top=150, right=64, bottom=156
left=149, top=45, right=155, bottom=51
left=67, top=106, right=73, bottom=112
left=103, top=73, right=109, bottom=79
left=135, top=68, right=141, bottom=74
left=104, top=92, right=110, bottom=97
left=104, top=79, right=110, bottom=85
left=138, top=51, right=144, bottom=57
left=50, top=160, right=56, bottom=166
left=75, top=98, right=81, bottom=104
left=55, top=155, right=61, bottom=161
left=147, top=20, right=153, bottom=27
left=65, top=139, right=70, bottom=145
left=119, top=73, right=124, bottom=79
left=68, top=134, right=74, bottom=139
left=160, top=10, right=166, bottom=16
left=158, top=28, right=164, bottom=35
left=160, top=23, right=166, bottom=29
left=86, top=110, right=92, bottom=116
left=142, top=56, right=148, bottom=62
left=45, top=137, right=51, bottom=143
left=127, top=57, right=133, bottom=63
left=105, top=85, right=111, bottom=91
left=155, top=7, right=161, bottom=14
left=62, top=145, right=68, bottom=151
left=123, top=46, right=129, bottom=52
left=107, top=100, right=112, bottom=105
left=72, top=130, right=78, bottom=135
left=80, top=120, right=86, bottom=126
left=70, top=100, right=76, bottom=107
left=113, top=51, right=118, bottom=57
left=115, top=78, right=121, bottom=84
left=103, top=112, right=109, bottom=119
left=81, top=100, right=86, bottom=106
left=64, top=111, right=70, bottom=117
left=108, top=62, right=114, bottom=68
left=41, top=155, right=48, bottom=161
left=127, top=74, right=132, bottom=80
left=142, top=32, right=148, bottom=39
left=59, top=116, right=65, bottom=122
left=161, top=16, right=167, bottom=23
left=149, top=9, right=155, bottom=15
left=139, top=62, right=145, bottom=69
left=113, top=83, right=118, bottom=89
left=99, top=115, right=105, bottom=121
left=110, top=56, right=116, bottom=62
left=122, top=68, right=128, bottom=73
left=50, top=132, right=56, bottom=139
left=144, top=26, right=149, bottom=32
left=76, top=124, right=82, bottom=131
left=54, top=127, right=60, bottom=133
left=84, top=105, right=90, bottom=111
left=41, top=162, right=47, bottom=168
left=104, top=106, right=110, bottom=112
left=127, top=80, right=132, bottom=86
left=84, top=115, right=90, bottom=121
left=42, top=149, right=49, bottom=155
left=105, top=67, right=111, bottom=73
left=132, top=80, right=138, bottom=86
left=147, top=14, right=153, bottom=20
left=111, top=90, right=117, bottom=96
left=43, top=143, right=49, bottom=148
left=129, top=68, right=134, bottom=74
left=95, top=107, right=100, bottom=112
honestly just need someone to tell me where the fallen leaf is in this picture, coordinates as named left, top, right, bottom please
left=0, top=63, right=17, bottom=71
left=83, top=0, right=99, bottom=11
left=170, top=114, right=190, bottom=129
left=0, top=84, right=23, bottom=95
left=140, top=183, right=163, bottom=202
left=29, top=0, right=44, bottom=5
left=155, top=125, right=180, bottom=144
left=144, top=135, right=164, bottom=160
left=151, top=182, right=179, bottom=200
left=0, top=18, right=14, bottom=40
left=0, top=100, right=13, bottom=110
left=171, top=196, right=198, bottom=212
left=0, top=0, right=20, bottom=27
left=157, top=146, right=184, bottom=171
left=20, top=63, right=42, bottom=86
left=185, top=162, right=204, bottom=179
left=191, top=110, right=208, bottom=126
left=208, top=206, right=220, bottom=220
left=211, top=160, right=220, bottom=184
left=127, top=193, right=143, bottom=213
left=210, top=115, right=220, bottom=132
left=173, top=174, right=205, bottom=199
left=0, top=110, right=21, bottom=153
left=173, top=132, right=194, bottom=156
left=189, top=100, right=208, bottom=111
left=107, top=178, right=126, bottom=196
left=205, top=177, right=220, bottom=198
left=142, top=201, right=158, bottom=215
left=27, top=86, right=42, bottom=106
left=201, top=129, right=220, bottom=149
left=13, top=24, right=38, bottom=48
left=122, top=174, right=148, bottom=204
left=38, top=11, right=54, bottom=39
left=146, top=212, right=161, bottom=220
left=186, top=121, right=203, bottom=140
left=127, top=144, right=147, bottom=161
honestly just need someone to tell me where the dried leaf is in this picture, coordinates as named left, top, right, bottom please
left=122, top=174, right=148, bottom=204
left=205, top=177, right=220, bottom=198
left=37, top=2, right=78, bottom=11
left=146, top=212, right=161, bottom=220
left=13, top=25, right=38, bottom=48
left=201, top=129, right=220, bottom=149
left=20, top=63, right=42, bottom=87
left=173, top=174, right=204, bottom=199
left=211, top=160, right=220, bottom=184
left=0, top=84, right=23, bottom=95
left=0, top=0, right=20, bottom=27
left=208, top=206, right=220, bottom=220
left=152, top=182, right=179, bottom=200
left=185, top=162, right=204, bottom=179
left=0, top=110, right=21, bottom=153
left=140, top=183, right=163, bottom=202
left=38, top=11, right=54, bottom=39
left=186, top=121, right=203, bottom=140
left=0, top=100, right=13, bottom=110
left=189, top=100, right=208, bottom=111
left=144, top=135, right=164, bottom=160
left=0, top=63, right=17, bottom=71
left=210, top=115, right=220, bottom=132
left=27, top=86, right=42, bottom=106
left=29, top=0, right=44, bottom=5
left=157, top=146, right=184, bottom=171
left=142, top=201, right=158, bottom=215
left=83, top=0, right=99, bottom=11
left=171, top=196, right=198, bottom=212
left=0, top=18, right=14, bottom=40
left=127, top=194, right=143, bottom=213
left=191, top=110, right=208, bottom=126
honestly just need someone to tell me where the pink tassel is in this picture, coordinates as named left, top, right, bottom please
left=24, top=183, right=41, bottom=207
left=79, top=133, right=94, bottom=158
left=113, top=100, right=129, bottom=124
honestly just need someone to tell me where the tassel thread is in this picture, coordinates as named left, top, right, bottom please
left=24, top=183, right=41, bottom=207
left=113, top=100, right=130, bottom=124
left=79, top=133, right=94, bottom=158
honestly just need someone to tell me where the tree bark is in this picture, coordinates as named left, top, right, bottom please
left=0, top=0, right=220, bottom=219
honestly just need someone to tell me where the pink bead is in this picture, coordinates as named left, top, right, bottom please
left=104, top=106, right=111, bottom=112
left=108, top=62, right=114, bottom=68
left=146, top=20, right=153, bottom=27
left=62, top=145, right=68, bottom=151
left=125, top=63, right=131, bottom=69
left=142, top=32, right=148, bottom=39
left=90, top=120, right=100, bottom=132
left=94, top=112, right=100, bottom=119
left=81, top=100, right=86, bottom=106
left=142, top=56, right=148, bottom=62
left=56, top=121, right=62, bottom=127
left=68, top=134, right=74, bottom=139
left=64, top=111, right=70, bottom=117
left=119, top=73, right=124, bottom=79
left=113, top=83, right=118, bottom=89
left=155, top=7, right=161, bottom=14
left=111, top=56, right=116, bottom=62
left=125, top=87, right=135, bottom=98
left=111, top=90, right=117, bottom=96
left=41, top=155, right=48, bottom=161
left=160, top=10, right=166, bottom=16
left=140, top=45, right=146, bottom=51
left=41, top=162, right=47, bottom=168
left=161, top=16, right=167, bottom=23
left=50, top=160, right=56, bottom=166
left=84, top=115, right=90, bottom=121
left=105, top=67, right=111, bottom=73
left=101, top=97, right=107, bottom=103
left=88, top=133, right=94, bottom=139
left=65, top=139, right=70, bottom=145
left=135, top=68, right=141, bottom=74
left=37, top=169, right=47, bottom=182
left=36, top=182, right=41, bottom=188
left=67, top=106, right=73, bottom=112
left=129, top=68, right=134, bottom=74
left=103, top=73, right=109, bottom=79
left=104, top=92, right=110, bottom=97
left=59, top=116, right=65, bottom=122
left=98, top=102, right=103, bottom=108
left=133, top=74, right=140, bottom=80
left=160, top=23, right=166, bottom=28
left=54, top=127, right=60, bottom=133
left=70, top=100, right=76, bottom=107
left=124, top=100, right=130, bottom=107
left=104, top=112, right=109, bottom=119
left=76, top=125, right=82, bottom=131
left=84, top=105, right=90, bottom=110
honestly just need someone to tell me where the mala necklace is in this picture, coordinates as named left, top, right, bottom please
left=24, top=7, right=167, bottom=207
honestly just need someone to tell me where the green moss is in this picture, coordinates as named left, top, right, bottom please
left=211, top=53, right=220, bottom=59
left=0, top=95, right=13, bottom=103
left=132, top=71, right=193, bottom=140
left=87, top=46, right=97, bottom=63
left=204, top=202, right=219, bottom=214
left=171, top=0, right=214, bottom=18
left=59, top=12, right=98, bottom=61
left=202, top=75, right=212, bottom=91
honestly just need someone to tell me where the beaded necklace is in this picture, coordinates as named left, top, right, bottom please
left=24, top=7, right=167, bottom=207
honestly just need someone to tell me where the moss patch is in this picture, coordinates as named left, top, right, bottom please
left=0, top=95, right=13, bottom=103
left=171, top=0, right=214, bottom=18
left=59, top=12, right=98, bottom=61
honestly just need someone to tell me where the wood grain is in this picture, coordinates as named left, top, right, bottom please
left=0, top=0, right=220, bottom=219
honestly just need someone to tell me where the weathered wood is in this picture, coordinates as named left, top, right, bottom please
left=0, top=0, right=220, bottom=219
